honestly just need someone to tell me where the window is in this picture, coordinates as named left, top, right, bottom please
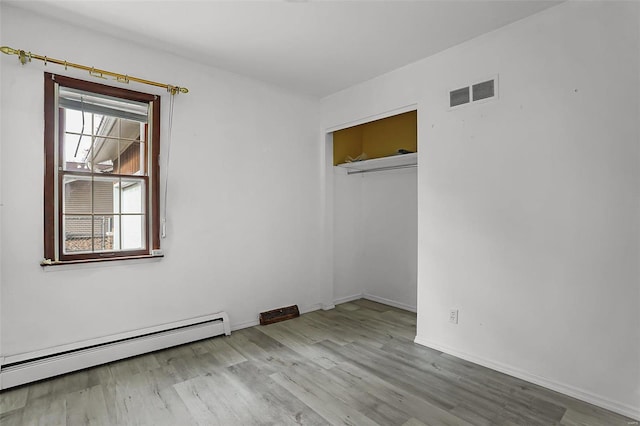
left=44, top=73, right=160, bottom=263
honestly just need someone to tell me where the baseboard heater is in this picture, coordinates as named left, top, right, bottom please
left=0, top=311, right=230, bottom=390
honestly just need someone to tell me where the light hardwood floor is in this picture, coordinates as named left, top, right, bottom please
left=0, top=299, right=634, bottom=425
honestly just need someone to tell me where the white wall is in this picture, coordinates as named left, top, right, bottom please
left=360, top=168, right=417, bottom=310
left=332, top=169, right=365, bottom=302
left=0, top=4, right=327, bottom=358
left=322, top=1, right=639, bottom=419
left=333, top=167, right=417, bottom=311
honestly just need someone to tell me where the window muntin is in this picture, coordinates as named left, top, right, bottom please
left=44, top=73, right=160, bottom=263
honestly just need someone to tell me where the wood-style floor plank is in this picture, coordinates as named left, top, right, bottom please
left=65, top=384, right=109, bottom=426
left=0, top=386, right=28, bottom=414
left=258, top=321, right=342, bottom=369
left=173, top=374, right=241, bottom=425
left=18, top=392, right=67, bottom=426
left=270, top=368, right=380, bottom=426
left=329, top=361, right=474, bottom=426
left=227, top=360, right=328, bottom=426
left=0, top=299, right=635, bottom=425
left=290, top=361, right=410, bottom=425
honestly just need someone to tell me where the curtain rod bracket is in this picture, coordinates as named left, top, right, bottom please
left=89, top=67, right=107, bottom=79
left=116, top=74, right=129, bottom=84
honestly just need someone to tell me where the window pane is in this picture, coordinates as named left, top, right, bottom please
left=120, top=214, right=145, bottom=250
left=115, top=117, right=143, bottom=141
left=63, top=215, right=93, bottom=253
left=63, top=176, right=92, bottom=214
left=90, top=138, right=120, bottom=174
left=93, top=215, right=116, bottom=252
left=114, top=118, right=144, bottom=176
left=63, top=109, right=93, bottom=172
left=92, top=177, right=119, bottom=215
left=121, top=179, right=145, bottom=214
left=111, top=215, right=121, bottom=252
left=119, top=141, right=144, bottom=175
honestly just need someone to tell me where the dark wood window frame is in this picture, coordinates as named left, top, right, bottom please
left=44, top=73, right=161, bottom=264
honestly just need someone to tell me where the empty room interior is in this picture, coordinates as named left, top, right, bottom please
left=0, top=1, right=639, bottom=424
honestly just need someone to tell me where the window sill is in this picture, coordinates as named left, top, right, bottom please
left=41, top=254, right=164, bottom=271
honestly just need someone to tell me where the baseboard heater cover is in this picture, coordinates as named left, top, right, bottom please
left=0, top=311, right=230, bottom=390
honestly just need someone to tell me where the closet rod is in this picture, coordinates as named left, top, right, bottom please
left=347, top=164, right=417, bottom=175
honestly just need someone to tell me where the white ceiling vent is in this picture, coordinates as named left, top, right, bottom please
left=450, top=75, right=498, bottom=109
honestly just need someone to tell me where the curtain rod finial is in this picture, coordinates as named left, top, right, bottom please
left=1, top=46, right=17, bottom=55
left=168, top=85, right=189, bottom=95
left=0, top=46, right=27, bottom=64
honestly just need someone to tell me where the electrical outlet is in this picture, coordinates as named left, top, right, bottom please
left=449, top=309, right=459, bottom=324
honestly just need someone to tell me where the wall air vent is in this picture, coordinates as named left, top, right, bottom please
left=450, top=87, right=470, bottom=108
left=472, top=79, right=495, bottom=101
left=449, top=75, right=498, bottom=109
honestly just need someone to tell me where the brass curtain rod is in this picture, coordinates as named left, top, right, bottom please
left=0, top=46, right=188, bottom=95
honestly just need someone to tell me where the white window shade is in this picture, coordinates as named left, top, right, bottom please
left=59, top=87, right=149, bottom=123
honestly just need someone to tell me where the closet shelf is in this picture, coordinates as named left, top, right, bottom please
left=336, top=152, right=417, bottom=173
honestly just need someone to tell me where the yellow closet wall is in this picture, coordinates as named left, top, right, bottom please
left=332, top=110, right=417, bottom=165
left=333, top=125, right=363, bottom=166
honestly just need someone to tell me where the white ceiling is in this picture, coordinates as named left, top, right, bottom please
left=8, top=1, right=561, bottom=98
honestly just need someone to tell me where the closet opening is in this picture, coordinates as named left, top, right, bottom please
left=328, top=109, right=418, bottom=312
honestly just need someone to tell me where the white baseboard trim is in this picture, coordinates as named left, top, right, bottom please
left=333, top=293, right=364, bottom=305
left=363, top=293, right=417, bottom=313
left=230, top=319, right=259, bottom=332
left=1, top=314, right=230, bottom=390
left=413, top=336, right=640, bottom=421
left=300, top=303, right=322, bottom=314
left=332, top=293, right=417, bottom=313
left=231, top=303, right=326, bottom=332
